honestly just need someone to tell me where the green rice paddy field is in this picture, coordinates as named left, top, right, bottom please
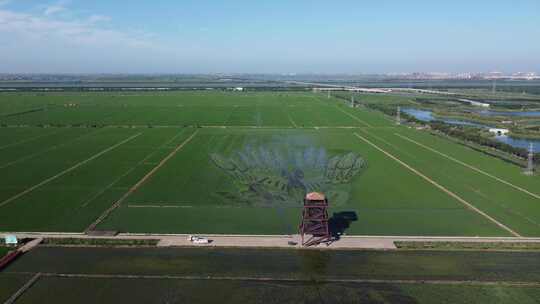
left=0, top=247, right=9, bottom=257
left=0, top=91, right=539, bottom=236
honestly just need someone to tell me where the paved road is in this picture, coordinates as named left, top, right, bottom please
left=5, top=233, right=540, bottom=250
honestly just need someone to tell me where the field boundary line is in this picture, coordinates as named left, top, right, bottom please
left=0, top=129, right=65, bottom=150
left=127, top=205, right=193, bottom=208
left=0, top=128, right=106, bottom=170
left=80, top=129, right=188, bottom=208
left=12, top=272, right=540, bottom=287
left=353, top=132, right=522, bottom=237
left=85, top=130, right=199, bottom=232
left=335, top=106, right=373, bottom=127
left=0, top=132, right=142, bottom=208
left=3, top=273, right=41, bottom=304
left=394, top=132, right=540, bottom=200
left=357, top=128, right=418, bottom=160
left=286, top=111, right=298, bottom=128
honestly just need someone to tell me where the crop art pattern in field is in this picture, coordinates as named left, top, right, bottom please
left=210, top=138, right=366, bottom=207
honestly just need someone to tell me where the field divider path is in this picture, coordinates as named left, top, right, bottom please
left=85, top=130, right=199, bottom=232
left=394, top=132, right=540, bottom=200
left=0, top=129, right=65, bottom=150
left=335, top=106, right=373, bottom=127
left=0, top=128, right=107, bottom=170
left=353, top=132, right=522, bottom=238
left=3, top=272, right=42, bottom=304
left=7, top=272, right=540, bottom=288
left=0, top=132, right=142, bottom=209
left=286, top=112, right=298, bottom=128
left=80, top=129, right=190, bottom=208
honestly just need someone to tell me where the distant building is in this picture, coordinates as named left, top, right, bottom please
left=4, top=235, right=18, bottom=246
left=488, top=128, right=509, bottom=136
left=459, top=99, right=490, bottom=108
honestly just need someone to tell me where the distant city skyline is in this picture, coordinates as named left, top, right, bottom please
left=1, top=0, right=539, bottom=74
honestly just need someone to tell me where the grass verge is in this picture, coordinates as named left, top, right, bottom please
left=395, top=241, right=540, bottom=251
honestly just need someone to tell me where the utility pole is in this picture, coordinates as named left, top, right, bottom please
left=351, top=94, right=355, bottom=108
left=492, top=79, right=497, bottom=94
left=525, top=143, right=535, bottom=175
left=327, top=91, right=331, bottom=99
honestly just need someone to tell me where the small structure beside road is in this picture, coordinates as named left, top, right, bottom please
left=488, top=128, right=509, bottom=136
left=4, top=235, right=18, bottom=246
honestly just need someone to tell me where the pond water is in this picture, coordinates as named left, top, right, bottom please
left=493, top=135, right=540, bottom=151
left=403, top=108, right=540, bottom=151
left=402, top=108, right=489, bottom=128
left=478, top=110, right=540, bottom=117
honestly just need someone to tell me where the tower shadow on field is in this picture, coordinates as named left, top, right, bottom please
left=328, top=211, right=358, bottom=241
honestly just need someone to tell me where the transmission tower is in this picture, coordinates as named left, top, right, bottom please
left=525, top=143, right=535, bottom=175
left=396, top=106, right=401, bottom=125
left=492, top=79, right=497, bottom=94
left=327, top=91, right=331, bottom=99
left=351, top=94, right=355, bottom=108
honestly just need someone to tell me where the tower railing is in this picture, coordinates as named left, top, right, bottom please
left=299, top=192, right=331, bottom=246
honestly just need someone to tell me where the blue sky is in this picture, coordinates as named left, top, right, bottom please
left=1, top=0, right=539, bottom=73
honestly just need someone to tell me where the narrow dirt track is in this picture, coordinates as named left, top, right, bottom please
left=334, top=106, right=373, bottom=127
left=353, top=132, right=522, bottom=238
left=3, top=273, right=41, bottom=304
left=85, top=130, right=199, bottom=232
left=0, top=132, right=142, bottom=208
left=0, top=128, right=106, bottom=170
left=80, top=129, right=188, bottom=208
left=5, top=272, right=540, bottom=288
left=0, top=129, right=65, bottom=150
left=394, top=132, right=540, bottom=200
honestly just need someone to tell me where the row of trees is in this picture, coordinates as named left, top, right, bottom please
left=364, top=102, right=539, bottom=166
left=428, top=121, right=539, bottom=165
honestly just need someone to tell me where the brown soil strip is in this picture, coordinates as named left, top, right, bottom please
left=0, top=133, right=142, bottom=209
left=85, top=130, right=199, bottom=232
left=394, top=132, right=540, bottom=200
left=353, top=132, right=522, bottom=238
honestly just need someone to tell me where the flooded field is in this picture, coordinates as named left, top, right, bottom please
left=6, top=247, right=540, bottom=282
left=3, top=246, right=540, bottom=303
left=478, top=110, right=540, bottom=117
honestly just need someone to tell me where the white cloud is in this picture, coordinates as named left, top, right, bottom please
left=87, top=14, right=111, bottom=24
left=0, top=9, right=154, bottom=48
left=44, top=5, right=66, bottom=16
left=0, top=7, right=171, bottom=72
